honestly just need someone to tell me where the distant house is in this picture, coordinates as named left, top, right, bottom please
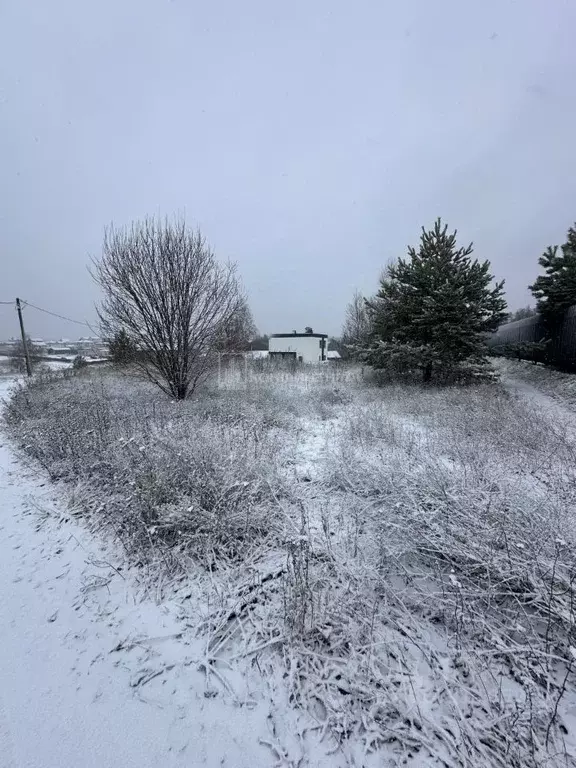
left=269, top=330, right=328, bottom=363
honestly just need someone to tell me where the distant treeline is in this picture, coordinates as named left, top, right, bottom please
left=488, top=306, right=576, bottom=370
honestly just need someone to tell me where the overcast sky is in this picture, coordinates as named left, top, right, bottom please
left=1, top=0, right=576, bottom=339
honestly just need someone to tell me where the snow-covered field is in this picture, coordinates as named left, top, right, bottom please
left=2, top=363, right=576, bottom=767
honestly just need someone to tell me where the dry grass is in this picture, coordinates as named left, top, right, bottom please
left=271, top=384, right=576, bottom=766
left=5, top=361, right=576, bottom=766
left=3, top=368, right=294, bottom=574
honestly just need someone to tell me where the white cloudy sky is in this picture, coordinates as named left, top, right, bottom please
left=1, top=0, right=575, bottom=338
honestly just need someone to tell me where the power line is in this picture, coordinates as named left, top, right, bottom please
left=0, top=300, right=14, bottom=305
left=21, top=300, right=94, bottom=329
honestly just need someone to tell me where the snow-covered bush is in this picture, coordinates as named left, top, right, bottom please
left=4, top=371, right=291, bottom=568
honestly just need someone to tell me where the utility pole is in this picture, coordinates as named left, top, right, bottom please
left=16, top=297, right=32, bottom=377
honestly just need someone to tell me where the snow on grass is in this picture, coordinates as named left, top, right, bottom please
left=4, top=363, right=576, bottom=766
left=43, top=359, right=73, bottom=370
left=493, top=357, right=576, bottom=411
left=0, top=405, right=282, bottom=767
left=316, top=384, right=576, bottom=765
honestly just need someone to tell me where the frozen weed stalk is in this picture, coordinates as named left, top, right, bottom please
left=284, top=509, right=313, bottom=638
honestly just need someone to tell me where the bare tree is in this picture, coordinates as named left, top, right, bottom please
left=507, top=305, right=538, bottom=322
left=216, top=295, right=257, bottom=352
left=91, top=216, right=242, bottom=399
left=342, top=290, right=372, bottom=352
left=10, top=338, right=41, bottom=373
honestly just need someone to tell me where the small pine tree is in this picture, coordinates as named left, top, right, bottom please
left=529, top=224, right=576, bottom=334
left=108, top=329, right=137, bottom=365
left=365, top=219, right=507, bottom=382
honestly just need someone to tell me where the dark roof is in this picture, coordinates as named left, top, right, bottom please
left=271, top=332, right=328, bottom=338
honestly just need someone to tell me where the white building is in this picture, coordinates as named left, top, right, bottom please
left=269, top=332, right=328, bottom=363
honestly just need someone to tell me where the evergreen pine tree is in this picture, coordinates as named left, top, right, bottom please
left=108, top=329, right=137, bottom=365
left=365, top=219, right=507, bottom=382
left=529, top=224, right=576, bottom=334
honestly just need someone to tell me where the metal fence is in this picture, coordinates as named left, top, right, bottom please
left=488, top=306, right=576, bottom=368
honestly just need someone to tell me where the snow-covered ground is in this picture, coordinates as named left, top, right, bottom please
left=3, top=365, right=576, bottom=767
left=43, top=359, right=73, bottom=370
left=0, top=376, right=276, bottom=768
left=493, top=357, right=576, bottom=411
left=492, top=359, right=576, bottom=447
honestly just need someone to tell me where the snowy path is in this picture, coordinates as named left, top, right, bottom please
left=501, top=372, right=576, bottom=436
left=0, top=378, right=273, bottom=768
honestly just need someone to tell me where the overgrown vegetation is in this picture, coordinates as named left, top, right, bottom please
left=4, top=368, right=291, bottom=568
left=5, top=363, right=576, bottom=766
left=314, top=382, right=576, bottom=765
